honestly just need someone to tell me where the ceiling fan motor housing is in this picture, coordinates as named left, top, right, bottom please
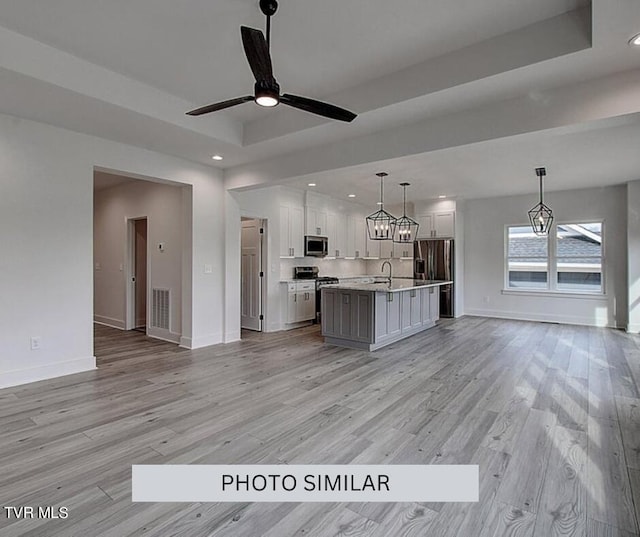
left=260, top=0, right=278, bottom=17
left=254, top=79, right=280, bottom=105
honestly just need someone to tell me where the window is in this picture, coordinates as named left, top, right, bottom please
left=506, top=222, right=603, bottom=293
left=507, top=226, right=548, bottom=289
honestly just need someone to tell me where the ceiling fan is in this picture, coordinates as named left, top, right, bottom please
left=186, top=0, right=357, bottom=122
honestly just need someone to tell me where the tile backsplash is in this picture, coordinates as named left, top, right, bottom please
left=280, top=256, right=413, bottom=280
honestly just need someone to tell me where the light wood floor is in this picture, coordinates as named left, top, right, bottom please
left=1, top=317, right=639, bottom=536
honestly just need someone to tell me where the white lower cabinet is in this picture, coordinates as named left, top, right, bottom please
left=285, top=282, right=316, bottom=324
left=322, top=286, right=441, bottom=350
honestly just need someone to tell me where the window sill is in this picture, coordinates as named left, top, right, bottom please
left=501, top=289, right=606, bottom=300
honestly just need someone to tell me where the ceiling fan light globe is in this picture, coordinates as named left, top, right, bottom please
left=256, top=95, right=279, bottom=107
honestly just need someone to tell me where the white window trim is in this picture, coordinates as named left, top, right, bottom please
left=504, top=220, right=605, bottom=297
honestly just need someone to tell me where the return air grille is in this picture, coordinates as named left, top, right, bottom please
left=151, top=288, right=170, bottom=330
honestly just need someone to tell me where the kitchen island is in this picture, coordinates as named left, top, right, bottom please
left=321, top=279, right=452, bottom=350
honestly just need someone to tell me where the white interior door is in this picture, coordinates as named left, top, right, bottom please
left=241, top=218, right=263, bottom=331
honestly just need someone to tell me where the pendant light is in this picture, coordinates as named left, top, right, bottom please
left=393, top=182, right=419, bottom=243
left=366, top=172, right=397, bottom=240
left=528, top=167, right=553, bottom=236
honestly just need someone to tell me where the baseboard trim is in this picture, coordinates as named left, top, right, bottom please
left=94, top=315, right=125, bottom=330
left=465, top=308, right=617, bottom=328
left=185, top=333, right=222, bottom=349
left=626, top=323, right=640, bottom=334
left=147, top=327, right=180, bottom=344
left=0, top=356, right=97, bottom=390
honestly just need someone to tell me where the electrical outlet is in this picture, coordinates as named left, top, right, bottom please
left=30, top=336, right=42, bottom=350
left=483, top=296, right=490, bottom=304
left=204, top=264, right=213, bottom=274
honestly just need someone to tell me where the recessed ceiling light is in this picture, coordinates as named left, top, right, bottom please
left=212, top=155, right=223, bottom=161
left=348, top=194, right=356, bottom=198
left=438, top=195, right=446, bottom=199
left=308, top=183, right=316, bottom=187
left=629, top=33, right=640, bottom=46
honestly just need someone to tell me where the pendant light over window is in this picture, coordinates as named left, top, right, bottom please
left=366, top=172, right=397, bottom=240
left=393, top=182, right=419, bottom=243
left=528, top=167, right=553, bottom=236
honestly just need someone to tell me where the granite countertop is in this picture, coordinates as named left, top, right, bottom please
left=321, top=279, right=453, bottom=293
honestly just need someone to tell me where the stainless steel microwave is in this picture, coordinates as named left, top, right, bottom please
left=304, top=235, right=328, bottom=257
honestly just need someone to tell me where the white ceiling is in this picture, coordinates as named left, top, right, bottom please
left=2, top=0, right=640, bottom=204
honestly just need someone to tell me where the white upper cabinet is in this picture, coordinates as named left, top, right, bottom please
left=327, top=212, right=347, bottom=258
left=346, top=214, right=365, bottom=258
left=305, top=206, right=327, bottom=236
left=304, top=191, right=329, bottom=236
left=280, top=204, right=304, bottom=258
left=392, top=241, right=413, bottom=259
left=416, top=211, right=455, bottom=238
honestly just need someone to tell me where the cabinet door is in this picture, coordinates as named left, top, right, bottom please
left=305, top=206, right=318, bottom=236
left=321, top=289, right=337, bottom=335
left=346, top=215, right=356, bottom=257
left=326, top=212, right=337, bottom=256
left=420, top=288, right=431, bottom=325
left=335, top=213, right=347, bottom=258
left=289, top=206, right=304, bottom=257
left=287, top=292, right=297, bottom=323
left=433, top=212, right=455, bottom=238
left=297, top=290, right=316, bottom=321
left=280, top=206, right=290, bottom=257
left=354, top=217, right=365, bottom=259
left=416, top=214, right=434, bottom=239
left=386, top=292, right=402, bottom=337
left=379, top=238, right=393, bottom=259
left=338, top=291, right=353, bottom=337
left=393, top=241, right=413, bottom=259
left=400, top=290, right=412, bottom=331
left=364, top=231, right=378, bottom=259
left=351, top=292, right=372, bottom=342
left=429, top=287, right=440, bottom=321
left=306, top=207, right=328, bottom=236
left=410, top=289, right=422, bottom=329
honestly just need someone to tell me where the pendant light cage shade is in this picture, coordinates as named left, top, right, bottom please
left=367, top=172, right=397, bottom=240
left=393, top=215, right=419, bottom=243
left=393, top=182, right=419, bottom=243
left=528, top=203, right=554, bottom=236
left=528, top=167, right=553, bottom=236
left=367, top=209, right=396, bottom=240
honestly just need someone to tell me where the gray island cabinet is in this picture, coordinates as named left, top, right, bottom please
left=321, top=280, right=451, bottom=350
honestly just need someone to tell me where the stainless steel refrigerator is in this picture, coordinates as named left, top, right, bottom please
left=414, top=239, right=454, bottom=317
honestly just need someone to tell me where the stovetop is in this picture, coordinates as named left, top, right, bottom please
left=316, top=276, right=340, bottom=285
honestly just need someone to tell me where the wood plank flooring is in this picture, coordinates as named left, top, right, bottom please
left=1, top=317, right=639, bottom=536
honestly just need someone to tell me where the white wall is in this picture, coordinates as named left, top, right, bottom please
left=464, top=185, right=628, bottom=328
left=0, top=113, right=224, bottom=388
left=628, top=180, right=640, bottom=333
left=94, top=179, right=184, bottom=342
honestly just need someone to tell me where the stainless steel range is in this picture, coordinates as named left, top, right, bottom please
left=293, top=266, right=338, bottom=322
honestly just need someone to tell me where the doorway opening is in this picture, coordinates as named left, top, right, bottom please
left=241, top=217, right=266, bottom=333
left=129, top=217, right=148, bottom=333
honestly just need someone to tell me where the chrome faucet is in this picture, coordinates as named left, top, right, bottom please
left=381, top=261, right=392, bottom=283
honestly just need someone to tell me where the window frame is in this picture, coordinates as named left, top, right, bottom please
left=503, top=220, right=605, bottom=296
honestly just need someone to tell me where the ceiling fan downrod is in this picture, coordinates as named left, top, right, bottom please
left=260, top=0, right=278, bottom=47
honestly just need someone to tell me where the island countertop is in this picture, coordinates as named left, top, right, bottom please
left=321, top=278, right=452, bottom=293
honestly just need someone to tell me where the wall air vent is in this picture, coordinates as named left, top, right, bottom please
left=151, top=288, right=170, bottom=330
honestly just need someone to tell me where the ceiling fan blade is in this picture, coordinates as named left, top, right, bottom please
left=241, top=26, right=274, bottom=82
left=186, top=96, right=253, bottom=116
left=280, top=94, right=357, bottom=122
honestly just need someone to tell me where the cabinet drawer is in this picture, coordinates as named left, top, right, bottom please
left=296, top=282, right=316, bottom=291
